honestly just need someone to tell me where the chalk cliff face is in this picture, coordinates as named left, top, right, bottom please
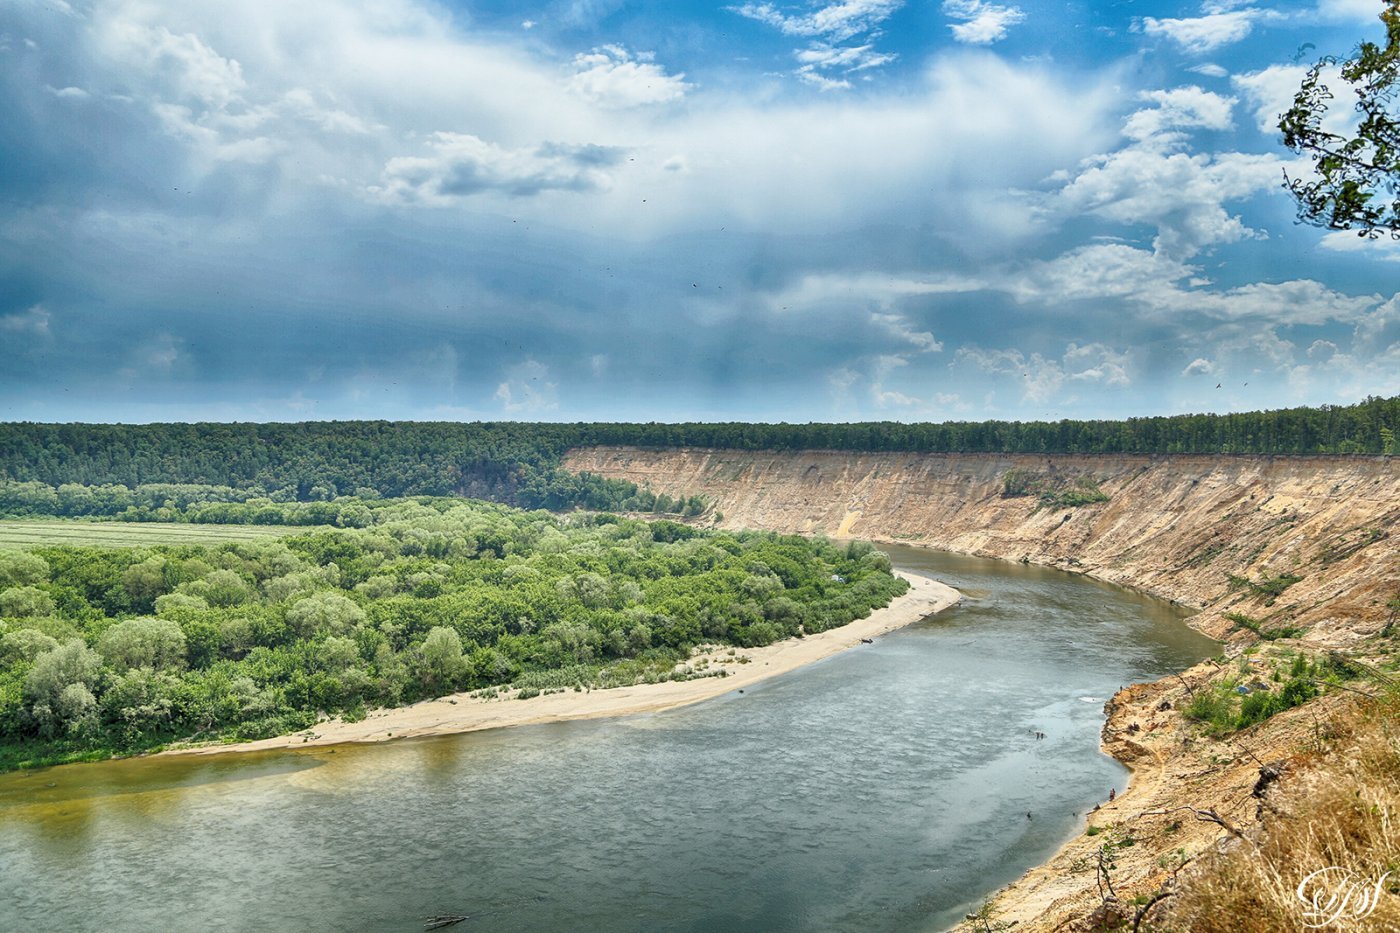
left=563, top=448, right=1399, bottom=646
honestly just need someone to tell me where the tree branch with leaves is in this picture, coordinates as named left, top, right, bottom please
left=1282, top=1, right=1400, bottom=237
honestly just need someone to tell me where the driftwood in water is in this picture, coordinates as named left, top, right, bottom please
left=424, top=916, right=468, bottom=930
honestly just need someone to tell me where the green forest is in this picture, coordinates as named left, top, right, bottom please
left=0, top=394, right=1395, bottom=513
left=0, top=497, right=906, bottom=770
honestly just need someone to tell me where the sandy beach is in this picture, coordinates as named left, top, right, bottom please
left=168, top=571, right=960, bottom=758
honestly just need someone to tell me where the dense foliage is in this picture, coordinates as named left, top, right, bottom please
left=1, top=396, right=1395, bottom=509
left=0, top=498, right=906, bottom=769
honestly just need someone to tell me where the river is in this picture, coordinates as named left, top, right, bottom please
left=0, top=546, right=1216, bottom=932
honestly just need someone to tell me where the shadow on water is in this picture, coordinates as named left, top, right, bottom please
left=0, top=546, right=1217, bottom=933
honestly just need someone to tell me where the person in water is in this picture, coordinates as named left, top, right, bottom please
left=1109, top=787, right=1116, bottom=802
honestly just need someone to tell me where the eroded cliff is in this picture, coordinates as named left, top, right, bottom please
left=565, top=447, right=1400, bottom=929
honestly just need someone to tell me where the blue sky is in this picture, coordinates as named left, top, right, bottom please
left=2, top=0, right=1398, bottom=424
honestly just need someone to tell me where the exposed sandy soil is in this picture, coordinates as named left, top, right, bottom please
left=166, top=571, right=959, bottom=758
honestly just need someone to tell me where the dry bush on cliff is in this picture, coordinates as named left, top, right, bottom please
left=1162, top=688, right=1400, bottom=932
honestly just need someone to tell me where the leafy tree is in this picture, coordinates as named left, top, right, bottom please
left=418, top=626, right=464, bottom=690
left=0, top=551, right=49, bottom=587
left=1282, top=2, right=1400, bottom=236
left=0, top=629, right=60, bottom=664
left=0, top=586, right=57, bottom=618
left=97, top=618, right=188, bottom=672
left=286, top=591, right=366, bottom=637
left=121, top=555, right=169, bottom=607
left=24, top=640, right=103, bottom=737
left=100, top=668, right=180, bottom=744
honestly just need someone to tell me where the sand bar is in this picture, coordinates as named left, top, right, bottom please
left=168, top=571, right=959, bottom=758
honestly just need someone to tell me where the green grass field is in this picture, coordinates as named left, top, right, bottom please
left=0, top=520, right=320, bottom=549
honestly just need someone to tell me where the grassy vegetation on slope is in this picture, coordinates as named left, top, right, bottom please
left=1164, top=684, right=1400, bottom=932
left=0, top=498, right=907, bottom=771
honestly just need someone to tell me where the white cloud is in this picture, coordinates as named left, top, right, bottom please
left=798, top=70, right=852, bottom=91
left=870, top=354, right=922, bottom=407
left=1354, top=294, right=1400, bottom=353
left=117, top=333, right=185, bottom=381
left=942, top=0, right=1026, bottom=44
left=1232, top=64, right=1308, bottom=132
left=1182, top=357, right=1216, bottom=375
left=1044, top=87, right=1292, bottom=259
left=1316, top=0, right=1387, bottom=22
left=871, top=311, right=941, bottom=351
left=45, top=84, right=90, bottom=98
left=1004, top=243, right=1380, bottom=326
left=955, top=342, right=1131, bottom=402
left=1122, top=86, right=1235, bottom=141
left=1189, top=63, right=1229, bottom=78
left=494, top=359, right=559, bottom=414
left=1319, top=230, right=1400, bottom=260
left=1052, top=148, right=1281, bottom=258
left=1307, top=339, right=1338, bottom=361
left=567, top=46, right=690, bottom=108
left=0, top=305, right=52, bottom=337
left=763, top=271, right=986, bottom=312
left=794, top=42, right=897, bottom=85
left=730, top=0, right=903, bottom=41
left=1139, top=10, right=1269, bottom=54
left=732, top=0, right=903, bottom=86
left=372, top=134, right=626, bottom=204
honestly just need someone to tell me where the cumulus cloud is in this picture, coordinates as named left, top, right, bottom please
left=1045, top=87, right=1289, bottom=259
left=89, top=7, right=386, bottom=164
left=567, top=46, right=690, bottom=108
left=942, top=0, right=1026, bottom=44
left=1121, top=86, right=1235, bottom=141
left=372, top=134, right=627, bottom=204
left=1139, top=9, right=1275, bottom=54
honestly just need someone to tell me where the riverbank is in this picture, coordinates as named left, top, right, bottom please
left=166, top=571, right=959, bottom=758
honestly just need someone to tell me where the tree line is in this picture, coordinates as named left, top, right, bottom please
left=0, top=397, right=1394, bottom=512
left=0, top=497, right=905, bottom=769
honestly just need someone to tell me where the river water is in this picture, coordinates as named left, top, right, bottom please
left=0, top=546, right=1216, bottom=932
